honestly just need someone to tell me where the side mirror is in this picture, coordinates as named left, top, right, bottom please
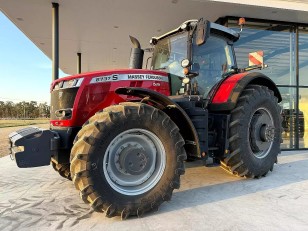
left=196, top=18, right=210, bottom=46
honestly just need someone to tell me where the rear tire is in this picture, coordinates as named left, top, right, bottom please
left=70, top=102, right=186, bottom=219
left=221, top=85, right=282, bottom=178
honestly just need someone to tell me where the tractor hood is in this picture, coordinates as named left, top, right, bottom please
left=50, top=69, right=170, bottom=127
left=50, top=69, right=168, bottom=92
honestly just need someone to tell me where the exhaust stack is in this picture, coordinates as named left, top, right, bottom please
left=128, top=36, right=144, bottom=69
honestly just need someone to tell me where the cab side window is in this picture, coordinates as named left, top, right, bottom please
left=193, top=36, right=234, bottom=97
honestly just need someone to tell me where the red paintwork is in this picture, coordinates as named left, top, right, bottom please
left=50, top=69, right=170, bottom=127
left=211, top=72, right=248, bottom=104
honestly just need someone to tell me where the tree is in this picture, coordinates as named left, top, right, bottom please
left=0, top=101, right=50, bottom=119
left=39, top=103, right=50, bottom=118
left=4, top=101, right=14, bottom=118
left=0, top=101, right=4, bottom=118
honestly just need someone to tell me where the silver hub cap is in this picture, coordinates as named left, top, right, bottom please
left=249, top=107, right=274, bottom=159
left=103, top=129, right=166, bottom=195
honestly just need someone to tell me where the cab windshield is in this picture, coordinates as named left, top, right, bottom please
left=151, top=32, right=188, bottom=78
left=151, top=31, right=236, bottom=97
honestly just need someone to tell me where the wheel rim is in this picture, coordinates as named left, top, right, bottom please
left=103, top=129, right=166, bottom=195
left=249, top=107, right=275, bottom=159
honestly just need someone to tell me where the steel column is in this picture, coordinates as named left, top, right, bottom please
left=295, top=26, right=300, bottom=149
left=52, top=3, right=59, bottom=81
left=77, top=53, right=81, bottom=74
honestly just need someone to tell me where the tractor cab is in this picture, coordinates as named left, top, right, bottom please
left=150, top=19, right=239, bottom=97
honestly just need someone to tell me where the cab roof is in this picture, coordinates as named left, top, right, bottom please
left=151, top=19, right=240, bottom=44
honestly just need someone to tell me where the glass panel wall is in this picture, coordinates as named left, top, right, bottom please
left=299, top=27, right=308, bottom=86
left=299, top=28, right=308, bottom=148
left=228, top=19, right=297, bottom=149
left=228, top=20, right=296, bottom=86
left=224, top=18, right=308, bottom=149
left=280, top=87, right=297, bottom=149
left=299, top=88, right=308, bottom=148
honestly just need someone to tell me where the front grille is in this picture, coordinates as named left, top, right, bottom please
left=50, top=88, right=78, bottom=120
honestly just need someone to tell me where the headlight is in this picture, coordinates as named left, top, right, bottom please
left=181, top=59, right=191, bottom=68
left=53, top=77, right=84, bottom=90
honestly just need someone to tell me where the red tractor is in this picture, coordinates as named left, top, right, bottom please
left=9, top=18, right=282, bottom=219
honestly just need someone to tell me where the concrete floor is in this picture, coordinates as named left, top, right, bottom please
left=1, top=151, right=308, bottom=231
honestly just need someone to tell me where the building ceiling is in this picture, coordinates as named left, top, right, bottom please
left=1, top=0, right=308, bottom=76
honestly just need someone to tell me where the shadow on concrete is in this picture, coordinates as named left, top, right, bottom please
left=156, top=157, right=308, bottom=215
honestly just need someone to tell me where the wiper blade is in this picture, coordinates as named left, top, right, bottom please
left=154, top=66, right=168, bottom=71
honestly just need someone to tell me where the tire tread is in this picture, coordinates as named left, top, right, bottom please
left=70, top=103, right=186, bottom=219
left=221, top=85, right=282, bottom=178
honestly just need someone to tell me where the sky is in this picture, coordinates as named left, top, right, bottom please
left=0, top=11, right=67, bottom=104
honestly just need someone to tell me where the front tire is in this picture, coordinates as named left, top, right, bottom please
left=221, top=85, right=282, bottom=178
left=51, top=160, right=72, bottom=180
left=70, top=102, right=186, bottom=219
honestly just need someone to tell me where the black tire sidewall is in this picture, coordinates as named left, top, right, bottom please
left=87, top=109, right=179, bottom=209
left=231, top=89, right=281, bottom=175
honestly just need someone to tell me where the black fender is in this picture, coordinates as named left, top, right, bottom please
left=208, top=72, right=282, bottom=112
left=115, top=87, right=201, bottom=157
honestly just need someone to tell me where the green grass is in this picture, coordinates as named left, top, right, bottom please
left=0, top=119, right=49, bottom=128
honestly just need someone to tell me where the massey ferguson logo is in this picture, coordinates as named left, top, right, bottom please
left=128, top=74, right=165, bottom=81
left=90, top=73, right=168, bottom=84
